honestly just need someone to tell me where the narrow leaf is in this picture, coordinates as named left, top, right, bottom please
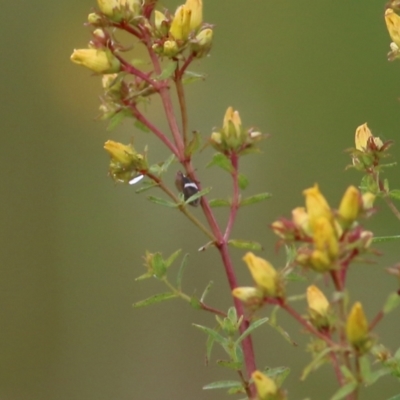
left=135, top=180, right=158, bottom=193
left=387, top=395, right=400, bottom=400
left=176, top=253, right=189, bottom=290
left=216, top=360, right=243, bottom=370
left=228, top=239, right=263, bottom=251
left=301, top=347, right=332, bottom=380
left=240, top=193, right=272, bottom=206
left=160, top=154, right=176, bottom=174
left=235, top=317, right=269, bottom=345
left=193, top=324, right=227, bottom=346
left=238, top=174, right=249, bottom=190
left=185, top=131, right=201, bottom=157
left=285, top=272, right=307, bottom=282
left=183, top=70, right=206, bottom=85
left=147, top=195, right=177, bottom=208
left=206, top=153, right=233, bottom=173
left=190, top=296, right=202, bottom=310
left=106, top=109, right=130, bottom=131
left=165, top=249, right=182, bottom=268
left=330, top=382, right=358, bottom=400
left=383, top=292, right=400, bottom=314
left=209, top=198, right=231, bottom=207
left=389, top=190, right=400, bottom=200
left=206, top=333, right=215, bottom=364
left=185, top=186, right=212, bottom=205
left=133, top=292, right=177, bottom=308
left=156, top=62, right=177, bottom=80
left=135, top=272, right=153, bottom=281
left=203, top=380, right=242, bottom=390
left=372, top=235, right=400, bottom=243
left=262, top=367, right=291, bottom=386
left=134, top=119, right=151, bottom=133
left=200, top=281, right=214, bottom=302
left=365, top=368, right=390, bottom=385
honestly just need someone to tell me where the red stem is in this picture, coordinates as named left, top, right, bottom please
left=224, top=152, right=240, bottom=241
left=368, top=310, right=384, bottom=331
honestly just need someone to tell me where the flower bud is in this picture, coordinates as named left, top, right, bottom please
left=232, top=287, right=263, bottom=302
left=169, top=5, right=191, bottom=41
left=292, top=207, right=311, bottom=235
left=306, top=285, right=330, bottom=329
left=313, top=216, right=338, bottom=260
left=362, top=192, right=375, bottom=211
left=338, top=185, right=361, bottom=227
left=346, top=302, right=370, bottom=352
left=385, top=8, right=400, bottom=48
left=355, top=123, right=372, bottom=151
left=243, top=252, right=278, bottom=297
left=191, top=28, right=213, bottom=58
left=303, top=184, right=332, bottom=230
left=185, top=0, right=203, bottom=30
left=163, top=40, right=179, bottom=57
left=252, top=370, right=278, bottom=400
left=97, top=0, right=141, bottom=22
left=70, top=49, right=120, bottom=74
left=310, top=249, right=332, bottom=272
left=88, top=12, right=103, bottom=25
left=154, top=10, right=168, bottom=32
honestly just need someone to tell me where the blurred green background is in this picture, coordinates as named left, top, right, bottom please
left=1, top=1, right=400, bottom=399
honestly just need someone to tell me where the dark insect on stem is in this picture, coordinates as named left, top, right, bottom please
left=175, top=171, right=200, bottom=206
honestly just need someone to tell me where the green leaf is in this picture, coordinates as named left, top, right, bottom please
left=185, top=131, right=201, bottom=157
left=135, top=180, right=158, bottom=193
left=147, top=195, right=177, bottom=207
left=285, top=272, right=307, bottom=282
left=148, top=163, right=162, bottom=175
left=203, top=380, right=242, bottom=390
left=135, top=272, right=153, bottom=281
left=156, top=62, right=177, bottom=80
left=133, top=292, right=177, bottom=308
left=383, top=292, right=400, bottom=314
left=183, top=70, right=206, bottom=85
left=190, top=296, right=202, bottom=310
left=134, top=119, right=151, bottom=133
left=209, top=198, right=231, bottom=207
left=193, top=324, right=227, bottom=346
left=176, top=253, right=189, bottom=290
left=200, top=281, right=214, bottom=302
left=165, top=249, right=182, bottom=268
left=216, top=360, right=243, bottom=370
left=387, top=394, right=400, bottom=400
left=384, top=179, right=390, bottom=192
left=228, top=239, right=263, bottom=251
left=206, top=153, right=233, bottom=173
left=372, top=235, right=400, bottom=243
left=365, top=368, right=390, bottom=385
left=300, top=347, right=332, bottom=380
left=185, top=186, right=212, bottom=206
left=390, top=189, right=400, bottom=201
left=235, top=317, right=269, bottom=346
left=240, top=193, right=272, bottom=206
left=105, top=109, right=131, bottom=131
left=238, top=174, right=249, bottom=190
left=330, top=382, right=358, bottom=400
left=262, top=366, right=291, bottom=386
left=206, top=333, right=215, bottom=364
left=160, top=154, right=176, bottom=174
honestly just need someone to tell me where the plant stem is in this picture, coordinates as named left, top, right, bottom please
left=224, top=152, right=240, bottom=241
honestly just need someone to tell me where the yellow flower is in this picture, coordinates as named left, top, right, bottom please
left=97, top=0, right=141, bottom=21
left=354, top=123, right=383, bottom=151
left=310, top=249, right=332, bottom=272
left=232, top=287, right=263, bottom=302
left=252, top=370, right=277, bottom=400
left=385, top=8, right=400, bottom=48
left=243, top=252, right=278, bottom=296
left=104, top=140, right=136, bottom=165
left=303, top=184, right=332, bottom=229
left=70, top=49, right=120, bottom=74
left=338, top=186, right=361, bottom=226
left=185, top=0, right=203, bottom=30
left=163, top=40, right=179, bottom=57
left=306, top=285, right=329, bottom=316
left=313, top=216, right=338, bottom=259
left=223, top=106, right=242, bottom=138
left=169, top=5, right=191, bottom=41
left=292, top=207, right=311, bottom=235
left=346, top=302, right=369, bottom=350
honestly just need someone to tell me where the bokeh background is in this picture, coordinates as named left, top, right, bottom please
left=1, top=1, right=400, bottom=399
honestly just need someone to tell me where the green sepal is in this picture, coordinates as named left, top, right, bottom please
left=235, top=317, right=269, bottom=346
left=151, top=253, right=167, bottom=278
left=184, top=187, right=212, bottom=206
left=209, top=198, right=231, bottom=207
left=182, top=70, right=206, bottom=85
left=383, top=292, right=400, bottom=314
left=206, top=153, right=233, bottom=173
left=360, top=174, right=378, bottom=194
left=330, top=382, right=358, bottom=400
left=133, top=292, right=177, bottom=308
left=185, top=131, right=201, bottom=157
left=202, top=380, right=243, bottom=391
left=240, top=192, right=272, bottom=206
left=147, top=195, right=177, bottom=207
left=156, top=61, right=177, bottom=80
left=135, top=272, right=153, bottom=281
left=228, top=239, right=263, bottom=251
left=165, top=249, right=182, bottom=268
left=176, top=253, right=189, bottom=290
left=238, top=174, right=249, bottom=190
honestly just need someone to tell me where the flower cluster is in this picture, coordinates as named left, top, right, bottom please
left=271, top=184, right=374, bottom=273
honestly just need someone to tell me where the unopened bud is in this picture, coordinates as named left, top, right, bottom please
left=70, top=48, right=120, bottom=74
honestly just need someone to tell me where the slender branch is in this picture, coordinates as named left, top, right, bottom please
left=368, top=310, right=384, bottom=331
left=174, top=69, right=189, bottom=148
left=383, top=194, right=400, bottom=221
left=146, top=172, right=215, bottom=241
left=117, top=55, right=155, bottom=86
left=224, top=152, right=240, bottom=241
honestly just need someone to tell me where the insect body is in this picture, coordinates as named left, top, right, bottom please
left=175, top=171, right=200, bottom=206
